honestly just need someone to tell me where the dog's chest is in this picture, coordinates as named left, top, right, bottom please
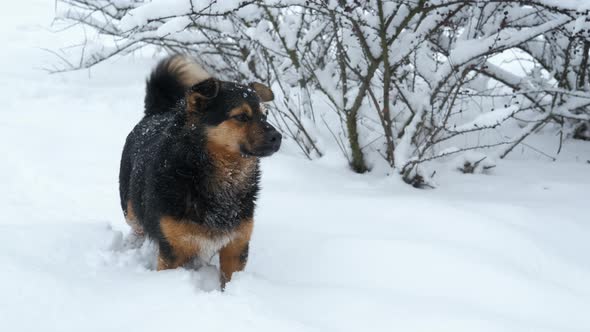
left=211, top=157, right=256, bottom=190
left=179, top=232, right=235, bottom=260
left=160, top=216, right=239, bottom=261
left=195, top=158, right=257, bottom=228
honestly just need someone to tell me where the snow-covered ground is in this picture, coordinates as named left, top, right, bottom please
left=2, top=1, right=590, bottom=331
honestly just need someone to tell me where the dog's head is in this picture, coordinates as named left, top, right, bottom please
left=185, top=78, right=281, bottom=158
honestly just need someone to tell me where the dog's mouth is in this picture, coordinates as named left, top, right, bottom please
left=240, top=143, right=280, bottom=158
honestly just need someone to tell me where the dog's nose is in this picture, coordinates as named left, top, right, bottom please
left=269, top=131, right=282, bottom=144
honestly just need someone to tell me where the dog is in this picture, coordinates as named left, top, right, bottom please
left=118, top=55, right=281, bottom=287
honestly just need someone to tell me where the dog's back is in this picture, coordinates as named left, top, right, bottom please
left=119, top=56, right=209, bottom=225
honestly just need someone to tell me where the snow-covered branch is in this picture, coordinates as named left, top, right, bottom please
left=54, top=0, right=590, bottom=186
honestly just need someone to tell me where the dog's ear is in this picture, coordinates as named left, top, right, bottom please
left=249, top=82, right=274, bottom=102
left=186, top=78, right=220, bottom=112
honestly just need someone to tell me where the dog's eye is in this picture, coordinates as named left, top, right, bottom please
left=234, top=114, right=250, bottom=122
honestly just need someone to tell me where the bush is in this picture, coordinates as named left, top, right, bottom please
left=54, top=0, right=590, bottom=186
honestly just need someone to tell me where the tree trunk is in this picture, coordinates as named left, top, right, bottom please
left=346, top=111, right=367, bottom=173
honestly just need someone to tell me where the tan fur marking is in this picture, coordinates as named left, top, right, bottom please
left=206, top=121, right=247, bottom=155
left=204, top=102, right=262, bottom=188
left=206, top=126, right=257, bottom=190
left=125, top=201, right=144, bottom=236
left=159, top=216, right=245, bottom=273
left=159, top=216, right=207, bottom=269
left=228, top=103, right=253, bottom=118
left=157, top=253, right=189, bottom=271
left=169, top=55, right=210, bottom=87
left=206, top=103, right=262, bottom=157
left=220, top=219, right=253, bottom=286
left=186, top=91, right=200, bottom=113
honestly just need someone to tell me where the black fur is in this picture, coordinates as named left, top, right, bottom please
left=143, top=57, right=186, bottom=116
left=239, top=243, right=249, bottom=264
left=119, top=56, right=279, bottom=259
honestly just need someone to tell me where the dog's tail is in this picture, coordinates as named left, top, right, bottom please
left=144, top=55, right=210, bottom=117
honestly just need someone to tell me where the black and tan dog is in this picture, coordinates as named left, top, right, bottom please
left=119, top=55, right=281, bottom=287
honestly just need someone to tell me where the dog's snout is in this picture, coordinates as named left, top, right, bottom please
left=262, top=122, right=282, bottom=152
left=262, top=122, right=273, bottom=131
left=269, top=131, right=282, bottom=143
left=263, top=123, right=279, bottom=138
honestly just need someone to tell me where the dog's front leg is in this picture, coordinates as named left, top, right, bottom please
left=157, top=241, right=191, bottom=271
left=219, top=219, right=253, bottom=288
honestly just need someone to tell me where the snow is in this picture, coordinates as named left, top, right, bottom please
left=156, top=16, right=192, bottom=37
left=119, top=0, right=193, bottom=31
left=2, top=1, right=590, bottom=331
left=444, top=15, right=571, bottom=78
left=453, top=105, right=519, bottom=131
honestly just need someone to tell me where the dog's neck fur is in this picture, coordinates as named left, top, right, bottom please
left=206, top=148, right=258, bottom=190
left=177, top=132, right=258, bottom=231
left=203, top=151, right=259, bottom=231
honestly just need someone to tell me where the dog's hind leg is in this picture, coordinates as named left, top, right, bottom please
left=124, top=200, right=144, bottom=236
